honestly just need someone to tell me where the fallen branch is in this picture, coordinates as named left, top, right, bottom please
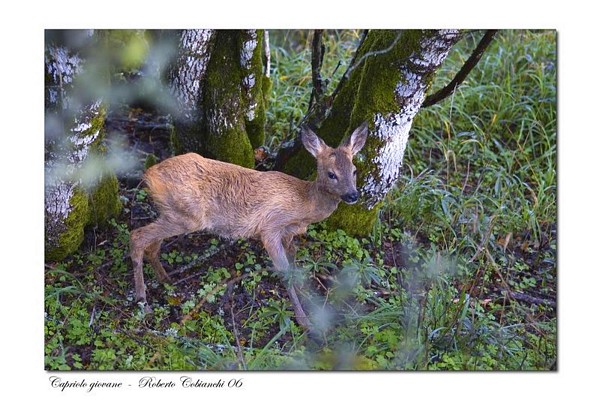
left=503, top=290, right=556, bottom=308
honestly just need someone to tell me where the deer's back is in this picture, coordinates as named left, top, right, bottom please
left=143, top=153, right=319, bottom=238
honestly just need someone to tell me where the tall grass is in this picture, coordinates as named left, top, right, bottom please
left=400, top=30, right=557, bottom=245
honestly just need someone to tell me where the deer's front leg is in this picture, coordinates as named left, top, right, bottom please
left=282, top=234, right=297, bottom=265
left=262, top=234, right=310, bottom=329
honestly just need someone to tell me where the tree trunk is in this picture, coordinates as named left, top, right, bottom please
left=169, top=29, right=268, bottom=167
left=281, top=30, right=461, bottom=235
left=45, top=31, right=122, bottom=261
left=168, top=29, right=215, bottom=154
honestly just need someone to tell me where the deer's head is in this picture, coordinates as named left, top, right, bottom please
left=302, top=122, right=368, bottom=204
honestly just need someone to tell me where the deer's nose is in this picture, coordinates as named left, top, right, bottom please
left=341, top=191, right=359, bottom=204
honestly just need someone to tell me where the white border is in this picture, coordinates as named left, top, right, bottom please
left=3, top=0, right=598, bottom=398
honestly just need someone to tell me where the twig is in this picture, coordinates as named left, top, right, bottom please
left=331, top=60, right=342, bottom=79
left=503, top=290, right=556, bottom=308
left=423, top=30, right=498, bottom=107
left=329, top=29, right=367, bottom=103
left=230, top=303, right=248, bottom=370
left=468, top=215, right=497, bottom=263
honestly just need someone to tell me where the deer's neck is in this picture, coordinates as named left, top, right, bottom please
left=307, top=180, right=341, bottom=221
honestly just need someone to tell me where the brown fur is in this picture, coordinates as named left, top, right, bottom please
left=130, top=123, right=368, bottom=328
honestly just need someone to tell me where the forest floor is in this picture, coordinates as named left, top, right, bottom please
left=46, top=100, right=555, bottom=370
left=113, top=104, right=556, bottom=335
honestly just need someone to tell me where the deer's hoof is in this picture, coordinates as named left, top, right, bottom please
left=135, top=297, right=153, bottom=314
left=295, top=314, right=312, bottom=330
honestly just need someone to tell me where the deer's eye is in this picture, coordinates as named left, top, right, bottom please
left=328, top=171, right=338, bottom=180
left=353, top=169, right=357, bottom=176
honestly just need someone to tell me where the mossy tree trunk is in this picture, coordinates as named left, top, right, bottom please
left=45, top=31, right=122, bottom=261
left=168, top=29, right=215, bottom=154
left=282, top=30, right=462, bottom=235
left=169, top=29, right=269, bottom=168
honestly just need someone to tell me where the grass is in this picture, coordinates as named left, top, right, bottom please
left=44, top=29, right=556, bottom=370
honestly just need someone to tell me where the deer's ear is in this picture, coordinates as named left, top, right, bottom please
left=342, top=121, right=368, bottom=155
left=301, top=126, right=326, bottom=157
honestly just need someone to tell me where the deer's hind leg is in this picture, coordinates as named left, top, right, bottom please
left=144, top=240, right=170, bottom=283
left=130, top=218, right=189, bottom=304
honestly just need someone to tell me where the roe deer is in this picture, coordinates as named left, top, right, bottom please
left=130, top=122, right=368, bottom=328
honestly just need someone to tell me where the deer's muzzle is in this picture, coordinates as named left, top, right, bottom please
left=341, top=191, right=359, bottom=204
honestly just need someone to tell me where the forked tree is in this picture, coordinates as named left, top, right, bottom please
left=167, top=29, right=480, bottom=235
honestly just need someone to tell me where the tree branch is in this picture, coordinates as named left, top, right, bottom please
left=308, top=29, right=325, bottom=111
left=422, top=30, right=498, bottom=108
left=330, top=29, right=368, bottom=104
left=263, top=30, right=271, bottom=78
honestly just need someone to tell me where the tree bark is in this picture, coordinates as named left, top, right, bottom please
left=240, top=29, right=268, bottom=150
left=281, top=30, right=462, bottom=235
left=168, top=29, right=215, bottom=154
left=45, top=31, right=122, bottom=261
left=169, top=30, right=268, bottom=168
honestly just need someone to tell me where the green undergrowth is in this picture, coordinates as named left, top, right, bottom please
left=45, top=30, right=556, bottom=370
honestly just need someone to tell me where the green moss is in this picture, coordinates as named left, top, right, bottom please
left=281, top=147, right=317, bottom=179
left=144, top=153, right=159, bottom=170
left=352, top=30, right=438, bottom=125
left=87, top=104, right=108, bottom=151
left=80, top=103, right=122, bottom=226
left=324, top=202, right=381, bottom=237
left=88, top=173, right=122, bottom=226
left=246, top=103, right=266, bottom=150
left=172, top=121, right=203, bottom=155
left=45, top=178, right=121, bottom=260
left=45, top=32, right=127, bottom=260
left=262, top=75, right=272, bottom=105
left=203, top=125, right=254, bottom=167
left=46, top=97, right=123, bottom=259
left=170, top=30, right=267, bottom=166
left=168, top=122, right=184, bottom=155
left=202, top=30, right=254, bottom=168
left=45, top=187, right=89, bottom=261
